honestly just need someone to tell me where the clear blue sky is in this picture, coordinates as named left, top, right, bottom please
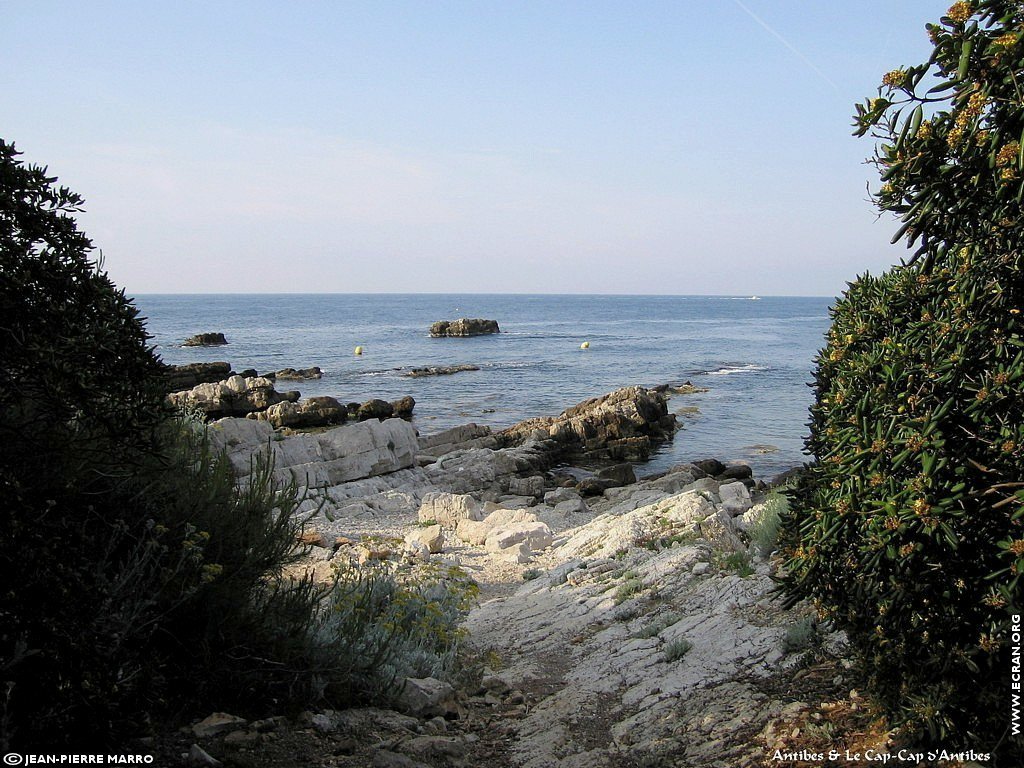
left=3, top=1, right=945, bottom=296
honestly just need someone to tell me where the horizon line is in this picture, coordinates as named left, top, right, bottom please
left=131, top=291, right=834, bottom=299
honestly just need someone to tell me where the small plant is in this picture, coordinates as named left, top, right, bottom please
left=663, top=638, right=693, bottom=663
left=747, top=491, right=787, bottom=556
left=614, top=578, right=645, bottom=605
left=781, top=616, right=819, bottom=655
left=715, top=550, right=754, bottom=577
left=522, top=568, right=543, bottom=581
left=418, top=519, right=438, bottom=528
left=634, top=612, right=682, bottom=639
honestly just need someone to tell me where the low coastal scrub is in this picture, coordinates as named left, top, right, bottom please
left=317, top=561, right=478, bottom=704
left=781, top=2, right=1024, bottom=756
left=748, top=491, right=786, bottom=556
left=663, top=638, right=693, bottom=663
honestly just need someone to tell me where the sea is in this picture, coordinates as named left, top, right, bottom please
left=135, top=294, right=834, bottom=480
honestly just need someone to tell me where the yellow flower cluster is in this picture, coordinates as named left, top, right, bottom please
left=996, top=141, right=1019, bottom=166
left=917, top=120, right=933, bottom=140
left=993, top=32, right=1019, bottom=49
left=947, top=1, right=972, bottom=24
left=882, top=69, right=907, bottom=88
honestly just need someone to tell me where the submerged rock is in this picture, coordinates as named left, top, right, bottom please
left=404, top=364, right=481, bottom=377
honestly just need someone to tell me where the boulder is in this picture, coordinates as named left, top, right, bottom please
left=167, top=376, right=296, bottom=418
left=358, top=399, right=394, bottom=421
left=484, top=521, right=553, bottom=553
left=260, top=396, right=347, bottom=428
left=597, top=462, right=637, bottom=485
left=456, top=507, right=538, bottom=545
left=418, top=492, right=483, bottom=527
left=719, top=481, right=753, bottom=516
left=406, top=525, right=444, bottom=554
left=395, top=677, right=458, bottom=719
left=391, top=395, right=416, bottom=417
left=429, top=318, right=500, bottom=337
left=544, top=487, right=580, bottom=505
left=720, top=463, right=753, bottom=481
left=501, top=386, right=677, bottom=461
left=192, top=712, right=247, bottom=738
left=693, top=458, right=727, bottom=476
left=577, top=477, right=617, bottom=497
left=182, top=332, right=227, bottom=347
left=508, top=475, right=545, bottom=498
left=404, top=364, right=481, bottom=377
left=163, top=361, right=232, bottom=392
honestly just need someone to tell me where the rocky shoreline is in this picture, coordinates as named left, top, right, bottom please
left=141, top=385, right=879, bottom=768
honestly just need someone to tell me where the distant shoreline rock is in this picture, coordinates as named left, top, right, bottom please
left=182, top=332, right=228, bottom=347
left=429, top=318, right=500, bottom=337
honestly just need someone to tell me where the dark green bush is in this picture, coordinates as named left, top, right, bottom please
left=781, top=1, right=1024, bottom=753
left=0, top=141, right=325, bottom=749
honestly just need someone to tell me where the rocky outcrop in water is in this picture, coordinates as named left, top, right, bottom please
left=429, top=319, right=500, bottom=337
left=269, top=366, right=323, bottom=380
left=501, top=386, right=677, bottom=462
left=182, top=332, right=228, bottom=346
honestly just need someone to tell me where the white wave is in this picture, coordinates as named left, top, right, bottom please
left=705, top=363, right=769, bottom=376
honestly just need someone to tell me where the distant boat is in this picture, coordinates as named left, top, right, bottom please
left=748, top=296, right=761, bottom=300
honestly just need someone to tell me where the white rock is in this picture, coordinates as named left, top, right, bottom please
left=455, top=507, right=539, bottom=545
left=417, top=492, right=482, bottom=527
left=186, top=744, right=223, bottom=767
left=406, top=525, right=444, bottom=554
left=395, top=677, right=457, bottom=718
left=485, top=521, right=553, bottom=553
left=192, top=712, right=247, bottom=738
left=403, top=540, right=431, bottom=562
left=544, top=487, right=580, bottom=505
left=692, top=561, right=711, bottom=575
left=211, top=416, right=419, bottom=487
left=719, top=482, right=753, bottom=516
left=495, top=541, right=534, bottom=563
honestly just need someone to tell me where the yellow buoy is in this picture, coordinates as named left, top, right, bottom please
left=354, top=346, right=363, bottom=355
left=580, top=341, right=590, bottom=349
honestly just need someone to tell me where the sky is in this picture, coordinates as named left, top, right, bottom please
left=2, top=1, right=948, bottom=296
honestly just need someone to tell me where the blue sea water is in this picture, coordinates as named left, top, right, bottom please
left=135, top=294, right=833, bottom=480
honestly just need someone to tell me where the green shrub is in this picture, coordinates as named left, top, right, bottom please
left=663, top=638, right=692, bottom=663
left=614, top=578, right=646, bottom=605
left=634, top=612, right=682, bottom=640
left=748, top=492, right=787, bottom=556
left=315, top=561, right=478, bottom=703
left=781, top=616, right=818, bottom=655
left=715, top=550, right=754, bottom=577
left=0, top=141, right=325, bottom=749
left=781, top=2, right=1024, bottom=753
